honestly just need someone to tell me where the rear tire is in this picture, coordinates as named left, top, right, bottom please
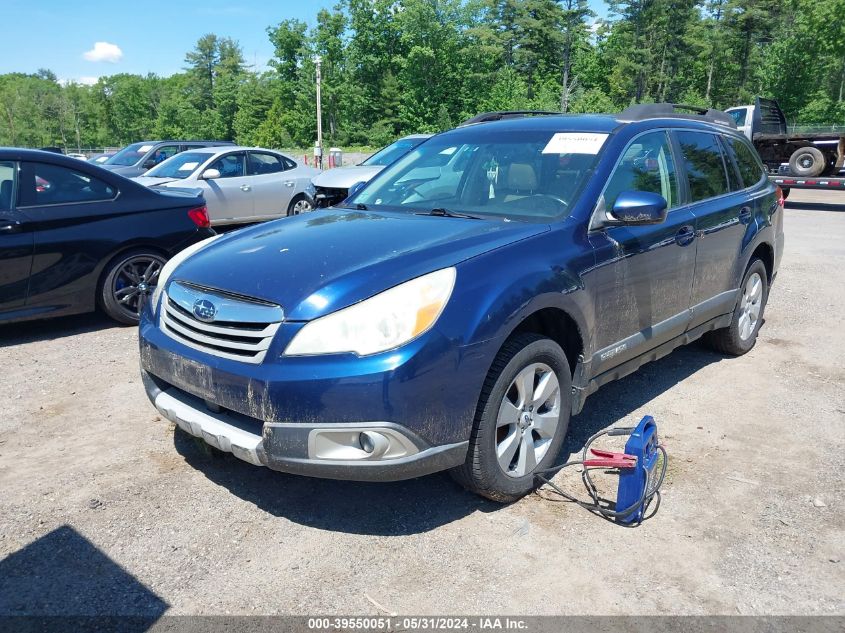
left=788, top=147, right=825, bottom=177
left=100, top=249, right=166, bottom=325
left=451, top=334, right=571, bottom=502
left=704, top=258, right=768, bottom=356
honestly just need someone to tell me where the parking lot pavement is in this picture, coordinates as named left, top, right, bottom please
left=0, top=195, right=843, bottom=617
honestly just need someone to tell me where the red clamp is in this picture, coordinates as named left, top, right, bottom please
left=583, top=448, right=637, bottom=469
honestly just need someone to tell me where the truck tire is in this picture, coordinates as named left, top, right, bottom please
left=450, top=333, right=571, bottom=502
left=788, top=147, right=825, bottom=177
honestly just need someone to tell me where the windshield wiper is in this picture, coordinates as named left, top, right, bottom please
left=423, top=207, right=482, bottom=220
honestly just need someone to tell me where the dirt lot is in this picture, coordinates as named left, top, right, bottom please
left=0, top=191, right=842, bottom=617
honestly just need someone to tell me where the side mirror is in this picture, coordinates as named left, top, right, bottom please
left=607, top=191, right=668, bottom=225
left=347, top=181, right=367, bottom=198
left=143, top=159, right=157, bottom=170
left=201, top=168, right=221, bottom=180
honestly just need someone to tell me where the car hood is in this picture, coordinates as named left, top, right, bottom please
left=311, top=165, right=383, bottom=189
left=170, top=209, right=549, bottom=321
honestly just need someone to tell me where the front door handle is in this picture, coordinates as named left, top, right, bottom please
left=0, top=219, right=22, bottom=234
left=739, top=206, right=753, bottom=224
left=284, top=181, right=295, bottom=187
left=240, top=185, right=251, bottom=192
left=675, top=224, right=696, bottom=246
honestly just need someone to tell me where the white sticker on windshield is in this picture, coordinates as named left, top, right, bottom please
left=542, top=133, right=608, bottom=155
left=178, top=162, right=199, bottom=171
left=138, top=145, right=154, bottom=153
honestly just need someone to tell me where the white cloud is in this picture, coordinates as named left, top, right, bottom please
left=83, top=42, right=123, bottom=63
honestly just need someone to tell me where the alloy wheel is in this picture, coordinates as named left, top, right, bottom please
left=738, top=271, right=763, bottom=341
left=112, top=255, right=165, bottom=320
left=496, top=362, right=561, bottom=478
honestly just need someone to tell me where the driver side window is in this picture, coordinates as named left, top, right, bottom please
left=209, top=153, right=246, bottom=178
left=604, top=131, right=679, bottom=213
left=22, top=162, right=116, bottom=206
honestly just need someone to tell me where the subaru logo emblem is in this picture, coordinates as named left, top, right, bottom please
left=192, top=299, right=216, bottom=322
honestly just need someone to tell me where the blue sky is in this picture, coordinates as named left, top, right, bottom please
left=0, top=0, right=608, bottom=84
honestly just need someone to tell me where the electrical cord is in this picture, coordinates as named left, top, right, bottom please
left=534, top=427, right=668, bottom=526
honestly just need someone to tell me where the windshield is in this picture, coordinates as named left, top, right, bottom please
left=361, top=137, right=428, bottom=166
left=106, top=142, right=155, bottom=166
left=146, top=152, right=209, bottom=179
left=349, top=130, right=605, bottom=222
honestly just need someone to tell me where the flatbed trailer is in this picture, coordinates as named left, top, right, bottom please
left=770, top=175, right=845, bottom=192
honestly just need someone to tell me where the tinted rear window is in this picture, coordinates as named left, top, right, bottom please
left=675, top=131, right=730, bottom=202
left=728, top=137, right=766, bottom=188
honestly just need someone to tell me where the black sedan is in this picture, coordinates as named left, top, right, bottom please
left=0, top=148, right=214, bottom=325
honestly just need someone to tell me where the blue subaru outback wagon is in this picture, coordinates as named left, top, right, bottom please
left=139, top=105, right=784, bottom=501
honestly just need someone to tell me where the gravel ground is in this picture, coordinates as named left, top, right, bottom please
left=0, top=191, right=842, bottom=617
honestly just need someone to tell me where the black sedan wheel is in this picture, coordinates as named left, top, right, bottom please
left=100, top=250, right=166, bottom=325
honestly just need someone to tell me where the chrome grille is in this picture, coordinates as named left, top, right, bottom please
left=160, top=281, right=283, bottom=364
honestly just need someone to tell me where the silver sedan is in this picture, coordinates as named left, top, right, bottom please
left=134, top=146, right=321, bottom=225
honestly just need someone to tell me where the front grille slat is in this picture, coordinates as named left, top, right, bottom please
left=160, top=293, right=282, bottom=364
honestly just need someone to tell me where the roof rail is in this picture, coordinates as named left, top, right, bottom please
left=459, top=111, right=561, bottom=126
left=618, top=103, right=736, bottom=128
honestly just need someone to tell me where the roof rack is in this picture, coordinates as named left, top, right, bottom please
left=618, top=103, right=736, bottom=128
left=459, top=111, right=561, bottom=126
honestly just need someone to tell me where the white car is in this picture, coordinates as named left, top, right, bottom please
left=134, top=146, right=321, bottom=225
left=311, top=134, right=432, bottom=207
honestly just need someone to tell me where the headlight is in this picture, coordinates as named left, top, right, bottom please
left=284, top=267, right=456, bottom=356
left=150, top=234, right=222, bottom=317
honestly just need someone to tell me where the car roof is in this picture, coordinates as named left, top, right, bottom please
left=0, top=147, right=99, bottom=165
left=445, top=112, right=741, bottom=140
left=129, top=140, right=235, bottom=145
left=400, top=134, right=434, bottom=140
left=174, top=145, right=289, bottom=155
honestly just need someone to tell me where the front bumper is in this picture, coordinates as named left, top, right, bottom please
left=142, top=368, right=468, bottom=481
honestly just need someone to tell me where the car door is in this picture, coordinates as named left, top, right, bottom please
left=247, top=151, right=291, bottom=219
left=199, top=152, right=254, bottom=224
left=16, top=161, right=119, bottom=313
left=587, top=130, right=698, bottom=376
left=0, top=160, right=33, bottom=313
left=674, top=130, right=749, bottom=329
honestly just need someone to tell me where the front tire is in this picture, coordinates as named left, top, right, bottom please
left=100, top=249, right=166, bottom=325
left=705, top=258, right=768, bottom=356
left=451, top=334, right=571, bottom=502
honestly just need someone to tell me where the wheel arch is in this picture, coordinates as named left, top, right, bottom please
left=750, top=241, right=774, bottom=283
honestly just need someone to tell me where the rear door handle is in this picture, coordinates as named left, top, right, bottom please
left=675, top=224, right=695, bottom=246
left=739, top=206, right=753, bottom=224
left=0, top=219, right=22, bottom=234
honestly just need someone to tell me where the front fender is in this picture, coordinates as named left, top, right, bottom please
left=440, top=227, right=595, bottom=401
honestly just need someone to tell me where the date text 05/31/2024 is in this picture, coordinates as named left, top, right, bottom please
left=306, top=617, right=529, bottom=631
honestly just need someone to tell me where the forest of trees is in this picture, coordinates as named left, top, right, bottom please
left=1, top=0, right=843, bottom=152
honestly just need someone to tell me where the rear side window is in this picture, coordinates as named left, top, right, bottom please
left=603, top=131, right=680, bottom=212
left=675, top=131, right=730, bottom=202
left=0, top=161, right=16, bottom=210
left=22, top=163, right=116, bottom=206
left=728, top=137, right=766, bottom=188
left=248, top=152, right=284, bottom=175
